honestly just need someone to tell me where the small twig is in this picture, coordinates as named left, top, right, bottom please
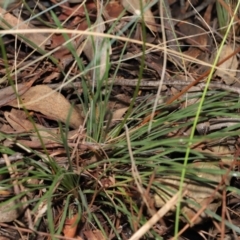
left=0, top=222, right=78, bottom=240
left=173, top=160, right=236, bottom=239
left=209, top=122, right=240, bottom=132
left=48, top=78, right=240, bottom=94
left=176, top=0, right=216, bottom=24
left=162, top=0, right=180, bottom=53
left=148, top=0, right=168, bottom=132
left=3, top=154, right=20, bottom=195
left=128, top=190, right=188, bottom=240
left=125, top=124, right=153, bottom=213
left=197, top=120, right=240, bottom=135
left=0, top=153, right=23, bottom=165
left=3, top=153, right=33, bottom=229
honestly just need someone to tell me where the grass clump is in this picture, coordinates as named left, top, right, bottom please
left=0, top=0, right=240, bottom=240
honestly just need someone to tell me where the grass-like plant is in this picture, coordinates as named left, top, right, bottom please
left=0, top=0, right=240, bottom=239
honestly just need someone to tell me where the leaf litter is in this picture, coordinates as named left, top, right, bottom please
left=0, top=0, right=240, bottom=239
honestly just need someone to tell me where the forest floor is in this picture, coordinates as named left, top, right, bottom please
left=0, top=0, right=240, bottom=239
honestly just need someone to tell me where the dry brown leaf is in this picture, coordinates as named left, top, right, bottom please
left=4, top=109, right=60, bottom=145
left=8, top=139, right=61, bottom=149
left=63, top=214, right=79, bottom=238
left=0, top=0, right=21, bottom=9
left=214, top=44, right=238, bottom=84
left=43, top=71, right=60, bottom=84
left=178, top=21, right=208, bottom=49
left=182, top=47, right=203, bottom=64
left=0, top=124, right=15, bottom=134
left=48, top=21, right=88, bottom=67
left=57, top=1, right=96, bottom=20
left=82, top=16, right=111, bottom=80
left=29, top=130, right=61, bottom=146
left=4, top=109, right=34, bottom=132
left=121, top=0, right=157, bottom=32
left=0, top=237, right=11, bottom=240
left=104, top=1, right=125, bottom=19
left=0, top=199, right=22, bottom=222
left=211, top=145, right=233, bottom=166
left=5, top=109, right=47, bottom=133
left=154, top=162, right=225, bottom=224
left=83, top=230, right=105, bottom=240
left=28, top=128, right=80, bottom=148
left=112, top=107, right=128, bottom=120
left=0, top=7, right=50, bottom=53
left=178, top=20, right=209, bottom=64
left=178, top=3, right=211, bottom=65
left=0, top=81, right=33, bottom=107
left=7, top=85, right=83, bottom=129
left=33, top=200, right=48, bottom=226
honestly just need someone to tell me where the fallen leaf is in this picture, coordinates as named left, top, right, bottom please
left=7, top=85, right=83, bottom=129
left=63, top=214, right=79, bottom=238
left=178, top=20, right=209, bottom=64
left=210, top=145, right=233, bottom=166
left=43, top=71, right=60, bottom=84
left=48, top=20, right=89, bottom=68
left=0, top=199, right=22, bottom=222
left=0, top=237, right=11, bottom=240
left=0, top=124, right=15, bottom=134
left=178, top=20, right=208, bottom=49
left=0, top=81, right=33, bottom=107
left=104, top=1, right=125, bottom=19
left=120, top=0, right=157, bottom=32
left=214, top=44, right=238, bottom=84
left=57, top=1, right=96, bottom=20
left=33, top=200, right=48, bottom=226
left=0, top=0, right=21, bottom=9
left=82, top=16, right=111, bottom=80
left=178, top=3, right=211, bottom=65
left=112, top=107, right=128, bottom=120
left=0, top=7, right=50, bottom=53
left=4, top=109, right=61, bottom=146
left=4, top=109, right=33, bottom=132
left=154, top=162, right=225, bottom=224
left=83, top=230, right=105, bottom=240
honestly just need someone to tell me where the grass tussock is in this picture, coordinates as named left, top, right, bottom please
left=0, top=0, right=240, bottom=239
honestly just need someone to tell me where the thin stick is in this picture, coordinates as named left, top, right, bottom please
left=128, top=190, right=187, bottom=240
left=49, top=79, right=240, bottom=95
left=141, top=46, right=240, bottom=125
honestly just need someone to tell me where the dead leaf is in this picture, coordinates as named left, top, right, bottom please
left=211, top=145, right=234, bottom=166
left=178, top=3, right=212, bottom=65
left=43, top=71, right=60, bottom=84
left=0, top=237, right=11, bottom=240
left=0, top=81, right=33, bottom=107
left=104, top=1, right=125, bottom=19
left=7, top=85, right=83, bottom=129
left=112, top=107, right=128, bottom=120
left=47, top=21, right=89, bottom=68
left=4, top=109, right=33, bottom=132
left=178, top=20, right=209, bottom=64
left=0, top=7, right=50, bottom=53
left=82, top=16, right=111, bottom=80
left=178, top=20, right=208, bottom=49
left=63, top=214, right=79, bottom=238
left=0, top=199, right=22, bottom=222
left=83, top=230, right=105, bottom=240
left=33, top=200, right=48, bottom=226
left=154, top=162, right=225, bottom=224
left=57, top=1, right=96, bottom=20
left=4, top=109, right=60, bottom=145
left=120, top=0, right=157, bottom=32
left=214, top=44, right=238, bottom=84
left=0, top=124, right=15, bottom=134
